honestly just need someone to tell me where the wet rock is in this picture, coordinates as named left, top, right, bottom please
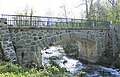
left=45, top=51, right=52, bottom=54
left=63, top=60, right=67, bottom=64
left=49, top=56, right=59, bottom=60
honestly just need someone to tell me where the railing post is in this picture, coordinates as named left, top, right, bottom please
left=110, top=20, right=113, bottom=30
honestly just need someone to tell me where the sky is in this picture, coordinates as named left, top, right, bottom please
left=0, top=0, right=86, bottom=18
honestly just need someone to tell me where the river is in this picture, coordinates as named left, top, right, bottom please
left=41, top=45, right=120, bottom=77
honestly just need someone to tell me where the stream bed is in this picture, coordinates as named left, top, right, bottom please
left=41, top=45, right=120, bottom=77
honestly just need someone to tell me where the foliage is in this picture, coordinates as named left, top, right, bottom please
left=54, top=39, right=79, bottom=59
left=13, top=8, right=40, bottom=26
left=0, top=60, right=68, bottom=77
left=74, top=71, right=86, bottom=77
left=53, top=39, right=79, bottom=59
left=62, top=39, right=78, bottom=53
left=53, top=39, right=77, bottom=46
left=86, top=0, right=120, bottom=23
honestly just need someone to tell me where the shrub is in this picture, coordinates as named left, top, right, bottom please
left=0, top=60, right=68, bottom=77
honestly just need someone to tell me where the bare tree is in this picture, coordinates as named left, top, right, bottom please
left=85, top=0, right=89, bottom=18
left=108, top=0, right=116, bottom=6
left=44, top=9, right=54, bottom=26
left=14, top=6, right=37, bottom=26
left=77, top=0, right=93, bottom=19
left=44, top=9, right=54, bottom=17
left=24, top=5, right=29, bottom=16
left=60, top=5, right=67, bottom=19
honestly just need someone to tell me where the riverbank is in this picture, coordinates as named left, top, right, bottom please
left=0, top=60, right=68, bottom=77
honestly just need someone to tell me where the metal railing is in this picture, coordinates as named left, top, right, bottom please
left=1, top=14, right=110, bottom=28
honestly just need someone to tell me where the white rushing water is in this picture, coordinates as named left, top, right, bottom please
left=41, top=45, right=120, bottom=77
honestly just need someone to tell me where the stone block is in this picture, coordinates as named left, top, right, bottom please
left=33, top=33, right=37, bottom=36
left=16, top=37, right=20, bottom=42
left=22, top=32, right=27, bottom=35
left=33, top=37, right=38, bottom=41
left=30, top=46, right=35, bottom=51
left=7, top=43, right=13, bottom=47
left=48, top=37, right=53, bottom=44
left=17, top=40, right=25, bottom=45
left=30, top=42, right=37, bottom=45
left=0, top=38, right=3, bottom=41
left=3, top=37, right=9, bottom=41
left=27, top=32, right=31, bottom=35
left=16, top=33, right=21, bottom=37
left=4, top=34, right=10, bottom=37
left=10, top=52, right=16, bottom=57
left=23, top=44, right=30, bottom=48
left=21, top=35, right=30, bottom=39
left=38, top=42, right=44, bottom=49
left=26, top=40, right=31, bottom=43
left=0, top=31, right=4, bottom=34
left=3, top=41, right=8, bottom=44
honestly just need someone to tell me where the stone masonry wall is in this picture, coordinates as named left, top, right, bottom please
left=77, top=40, right=97, bottom=63
left=9, top=28, right=108, bottom=66
left=0, top=18, right=17, bottom=62
left=0, top=18, right=110, bottom=66
left=76, top=30, right=107, bottom=63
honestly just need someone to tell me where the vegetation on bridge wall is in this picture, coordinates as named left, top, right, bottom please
left=62, top=39, right=79, bottom=59
left=54, top=39, right=79, bottom=59
left=54, top=37, right=120, bottom=68
left=98, top=45, right=120, bottom=68
left=98, top=52, right=120, bottom=69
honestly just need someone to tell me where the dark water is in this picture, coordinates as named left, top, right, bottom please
left=41, top=45, right=120, bottom=77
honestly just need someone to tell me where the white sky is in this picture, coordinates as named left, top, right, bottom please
left=0, top=0, right=86, bottom=18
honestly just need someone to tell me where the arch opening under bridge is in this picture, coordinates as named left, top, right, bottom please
left=11, top=29, right=104, bottom=66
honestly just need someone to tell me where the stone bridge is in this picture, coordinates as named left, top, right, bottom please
left=0, top=14, right=116, bottom=66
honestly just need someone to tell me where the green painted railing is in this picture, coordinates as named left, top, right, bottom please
left=1, top=14, right=110, bottom=29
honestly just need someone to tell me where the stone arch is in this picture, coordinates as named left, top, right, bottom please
left=13, top=31, right=105, bottom=66
left=76, top=39, right=97, bottom=63
left=38, top=32, right=97, bottom=63
left=38, top=32, right=96, bottom=49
